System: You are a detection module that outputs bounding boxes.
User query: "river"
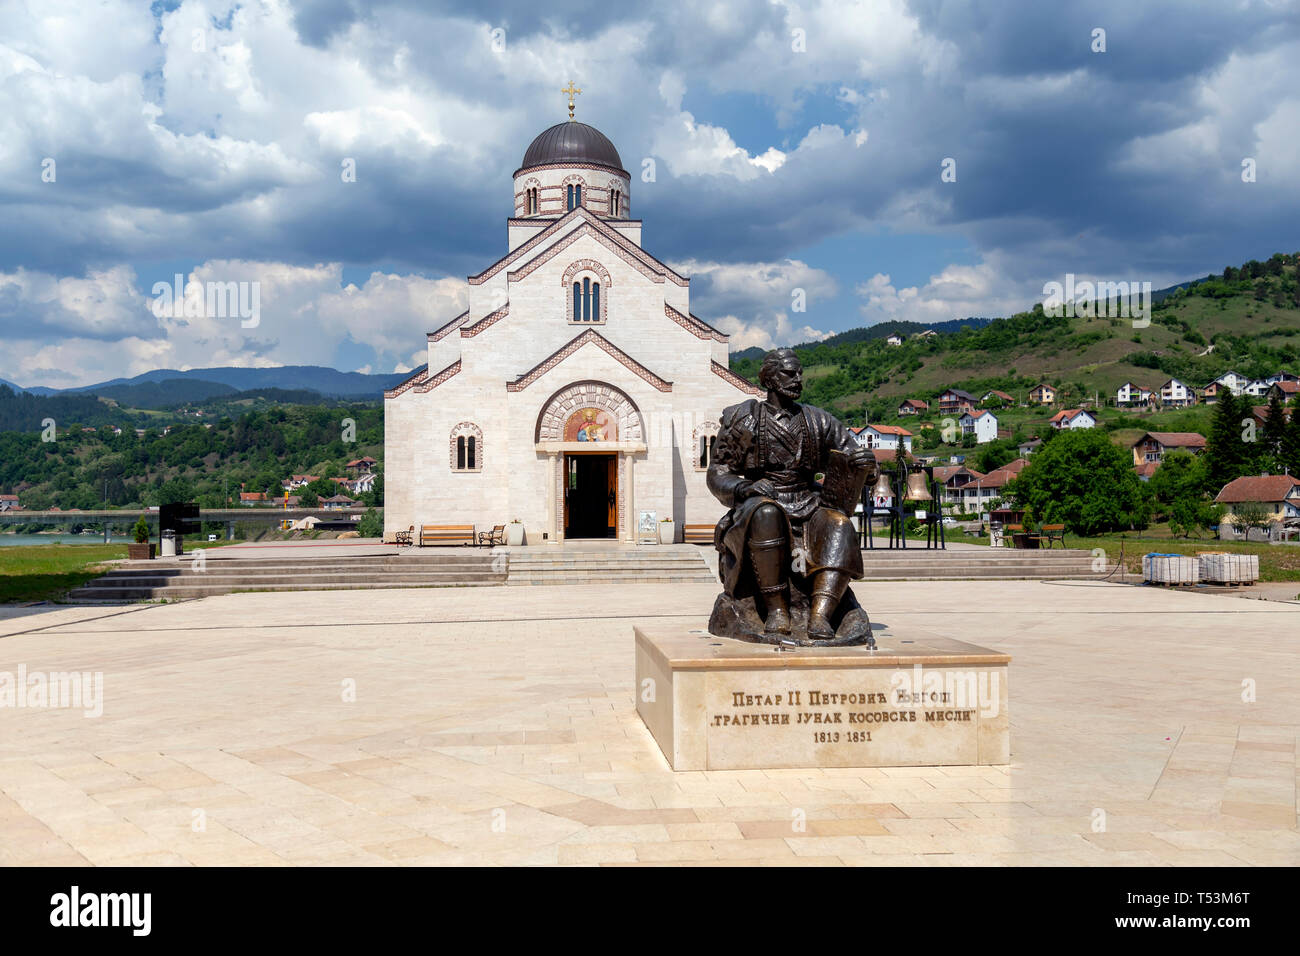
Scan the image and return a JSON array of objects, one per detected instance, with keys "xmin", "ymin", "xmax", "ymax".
[{"xmin": 0, "ymin": 534, "xmax": 128, "ymax": 546}]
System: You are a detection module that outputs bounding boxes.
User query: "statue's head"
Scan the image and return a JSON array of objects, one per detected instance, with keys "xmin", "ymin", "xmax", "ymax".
[{"xmin": 758, "ymin": 348, "xmax": 803, "ymax": 401}]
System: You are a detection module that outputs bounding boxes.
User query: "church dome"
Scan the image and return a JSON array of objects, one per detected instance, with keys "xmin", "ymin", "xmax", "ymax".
[{"xmin": 519, "ymin": 122, "xmax": 626, "ymax": 173}]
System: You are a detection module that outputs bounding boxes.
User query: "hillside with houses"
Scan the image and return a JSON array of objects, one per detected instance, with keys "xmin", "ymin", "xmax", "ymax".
[{"xmin": 736, "ymin": 252, "xmax": 1300, "ymax": 542}]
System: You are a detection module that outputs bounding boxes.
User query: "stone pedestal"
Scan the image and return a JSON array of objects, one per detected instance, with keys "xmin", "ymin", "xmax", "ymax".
[{"xmin": 635, "ymin": 625, "xmax": 1009, "ymax": 771}]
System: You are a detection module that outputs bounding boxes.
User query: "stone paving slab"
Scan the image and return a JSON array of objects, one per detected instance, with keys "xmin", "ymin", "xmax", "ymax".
[{"xmin": 0, "ymin": 580, "xmax": 1296, "ymax": 866}]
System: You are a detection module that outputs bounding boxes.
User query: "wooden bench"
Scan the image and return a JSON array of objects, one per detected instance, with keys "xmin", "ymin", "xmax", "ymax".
[
  {"xmin": 477, "ymin": 524, "xmax": 506, "ymax": 547},
  {"xmin": 683, "ymin": 523, "xmax": 715, "ymax": 545},
  {"xmin": 394, "ymin": 525, "xmax": 414, "ymax": 547},
  {"xmin": 420, "ymin": 524, "xmax": 476, "ymax": 547},
  {"xmin": 1040, "ymin": 524, "xmax": 1066, "ymax": 548},
  {"xmin": 1004, "ymin": 524, "xmax": 1044, "ymax": 549}
]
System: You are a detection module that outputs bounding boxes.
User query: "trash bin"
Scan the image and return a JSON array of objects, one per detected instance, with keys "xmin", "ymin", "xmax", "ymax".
[{"xmin": 160, "ymin": 530, "xmax": 177, "ymax": 557}]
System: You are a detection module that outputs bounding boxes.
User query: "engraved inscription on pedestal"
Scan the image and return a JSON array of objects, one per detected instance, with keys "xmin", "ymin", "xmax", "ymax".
[{"xmin": 635, "ymin": 626, "xmax": 1010, "ymax": 771}]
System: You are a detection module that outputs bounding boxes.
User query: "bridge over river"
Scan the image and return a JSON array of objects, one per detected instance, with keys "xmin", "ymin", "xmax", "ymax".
[{"xmin": 0, "ymin": 508, "xmax": 376, "ymax": 541}]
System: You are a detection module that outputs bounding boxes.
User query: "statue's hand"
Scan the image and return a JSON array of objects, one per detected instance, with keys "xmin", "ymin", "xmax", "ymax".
[
  {"xmin": 848, "ymin": 447, "xmax": 876, "ymax": 474},
  {"xmin": 746, "ymin": 478, "xmax": 777, "ymax": 500}
]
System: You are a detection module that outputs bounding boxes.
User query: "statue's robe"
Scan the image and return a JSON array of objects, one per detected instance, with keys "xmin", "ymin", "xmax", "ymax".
[{"xmin": 707, "ymin": 398, "xmax": 873, "ymax": 599}]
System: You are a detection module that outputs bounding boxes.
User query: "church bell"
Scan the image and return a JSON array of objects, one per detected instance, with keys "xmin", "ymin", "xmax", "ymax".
[
  {"xmin": 870, "ymin": 470, "xmax": 894, "ymax": 501},
  {"xmin": 904, "ymin": 469, "xmax": 932, "ymax": 502}
]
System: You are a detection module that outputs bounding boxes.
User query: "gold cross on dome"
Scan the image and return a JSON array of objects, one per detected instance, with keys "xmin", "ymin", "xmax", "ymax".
[{"xmin": 562, "ymin": 81, "xmax": 582, "ymax": 121}]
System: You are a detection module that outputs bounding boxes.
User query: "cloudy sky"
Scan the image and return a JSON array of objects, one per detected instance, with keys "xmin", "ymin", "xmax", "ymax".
[{"xmin": 1, "ymin": 0, "xmax": 1297, "ymax": 387}]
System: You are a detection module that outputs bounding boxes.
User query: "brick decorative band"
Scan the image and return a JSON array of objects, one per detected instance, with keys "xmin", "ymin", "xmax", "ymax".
[
  {"xmin": 712, "ymin": 360, "xmax": 762, "ymax": 396},
  {"xmin": 414, "ymin": 359, "xmax": 463, "ymax": 393},
  {"xmin": 384, "ymin": 366, "xmax": 429, "ymax": 399}
]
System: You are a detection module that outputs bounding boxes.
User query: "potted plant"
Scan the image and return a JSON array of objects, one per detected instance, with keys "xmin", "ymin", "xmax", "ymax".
[
  {"xmin": 505, "ymin": 519, "xmax": 525, "ymax": 546},
  {"xmin": 127, "ymin": 515, "xmax": 155, "ymax": 560},
  {"xmin": 659, "ymin": 517, "xmax": 675, "ymax": 544}
]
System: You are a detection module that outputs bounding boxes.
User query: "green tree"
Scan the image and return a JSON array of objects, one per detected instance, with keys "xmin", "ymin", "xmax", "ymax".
[
  {"xmin": 1204, "ymin": 391, "xmax": 1249, "ymax": 489},
  {"xmin": 357, "ymin": 508, "xmax": 383, "ymax": 538},
  {"xmin": 1004, "ymin": 429, "xmax": 1151, "ymax": 535},
  {"xmin": 1147, "ymin": 451, "xmax": 1209, "ymax": 513},
  {"xmin": 971, "ymin": 437, "xmax": 1018, "ymax": 474},
  {"xmin": 1261, "ymin": 391, "xmax": 1289, "ymax": 468},
  {"xmin": 1281, "ymin": 402, "xmax": 1300, "ymax": 475}
]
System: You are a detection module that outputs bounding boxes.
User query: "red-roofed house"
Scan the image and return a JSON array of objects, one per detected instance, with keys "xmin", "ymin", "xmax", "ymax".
[
  {"xmin": 931, "ymin": 465, "xmax": 984, "ymax": 507},
  {"xmin": 958, "ymin": 410, "xmax": 999, "ymax": 444},
  {"xmin": 346, "ymin": 456, "xmax": 378, "ymax": 474},
  {"xmin": 1249, "ymin": 405, "xmax": 1293, "ymax": 430},
  {"xmin": 897, "ymin": 398, "xmax": 928, "ymax": 416},
  {"xmin": 1116, "ymin": 382, "xmax": 1153, "ymax": 406},
  {"xmin": 855, "ymin": 424, "xmax": 914, "ymax": 453},
  {"xmin": 239, "ymin": 492, "xmax": 267, "ymax": 506},
  {"xmin": 1268, "ymin": 380, "xmax": 1299, "ymax": 403},
  {"xmin": 938, "ymin": 388, "xmax": 977, "ymax": 416},
  {"xmin": 958, "ymin": 459, "xmax": 1029, "ymax": 512},
  {"xmin": 1049, "ymin": 408, "xmax": 1097, "ymax": 430},
  {"xmin": 1214, "ymin": 475, "xmax": 1300, "ymax": 525},
  {"xmin": 1131, "ymin": 431, "xmax": 1207, "ymax": 466}
]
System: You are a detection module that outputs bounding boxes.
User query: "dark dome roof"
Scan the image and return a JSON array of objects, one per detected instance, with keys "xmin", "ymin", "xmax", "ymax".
[{"xmin": 519, "ymin": 122, "xmax": 625, "ymax": 173}]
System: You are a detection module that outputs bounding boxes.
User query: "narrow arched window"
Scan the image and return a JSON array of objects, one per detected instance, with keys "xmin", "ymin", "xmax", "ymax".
[
  {"xmin": 699, "ymin": 435, "xmax": 718, "ymax": 469},
  {"xmin": 582, "ymin": 277, "xmax": 591, "ymax": 321},
  {"xmin": 591, "ymin": 282, "xmax": 599, "ymax": 322},
  {"xmin": 451, "ymin": 423, "xmax": 483, "ymax": 472},
  {"xmin": 573, "ymin": 282, "xmax": 582, "ymax": 321},
  {"xmin": 610, "ymin": 189, "xmax": 620, "ymax": 216}
]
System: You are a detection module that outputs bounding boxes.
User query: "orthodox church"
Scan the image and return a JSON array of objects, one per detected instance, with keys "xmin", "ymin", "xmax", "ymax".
[{"xmin": 384, "ymin": 92, "xmax": 761, "ymax": 543}]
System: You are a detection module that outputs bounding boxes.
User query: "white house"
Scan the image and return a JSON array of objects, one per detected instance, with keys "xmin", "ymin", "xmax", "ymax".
[
  {"xmin": 348, "ymin": 473, "xmax": 377, "ymax": 495},
  {"xmin": 1159, "ymin": 378, "xmax": 1195, "ymax": 407},
  {"xmin": 957, "ymin": 409, "xmax": 998, "ymax": 444},
  {"xmin": 384, "ymin": 113, "xmax": 761, "ymax": 544},
  {"xmin": 1049, "ymin": 408, "xmax": 1097, "ymax": 430},
  {"xmin": 855, "ymin": 424, "xmax": 913, "ymax": 453},
  {"xmin": 1242, "ymin": 379, "xmax": 1271, "ymax": 398},
  {"xmin": 885, "ymin": 334, "xmax": 903, "ymax": 346},
  {"xmin": 1211, "ymin": 371, "xmax": 1248, "ymax": 396},
  {"xmin": 1116, "ymin": 382, "xmax": 1152, "ymax": 406}
]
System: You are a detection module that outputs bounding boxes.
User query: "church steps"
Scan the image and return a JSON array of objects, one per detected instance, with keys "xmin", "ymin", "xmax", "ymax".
[
  {"xmin": 65, "ymin": 581, "xmax": 502, "ymax": 602},
  {"xmin": 64, "ymin": 546, "xmax": 1105, "ymax": 600}
]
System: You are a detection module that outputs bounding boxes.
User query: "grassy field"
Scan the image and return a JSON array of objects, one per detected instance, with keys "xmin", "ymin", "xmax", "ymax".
[
  {"xmin": 896, "ymin": 520, "xmax": 1300, "ymax": 583},
  {"xmin": 0, "ymin": 544, "xmax": 127, "ymax": 603},
  {"xmin": 1062, "ymin": 531, "xmax": 1300, "ymax": 583}
]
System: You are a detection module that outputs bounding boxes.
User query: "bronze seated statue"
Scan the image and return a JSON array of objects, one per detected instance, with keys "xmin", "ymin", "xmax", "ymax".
[{"xmin": 706, "ymin": 348, "xmax": 877, "ymax": 647}]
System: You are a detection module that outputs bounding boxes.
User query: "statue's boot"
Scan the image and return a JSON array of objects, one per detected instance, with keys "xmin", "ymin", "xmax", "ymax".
[
  {"xmin": 749, "ymin": 536, "xmax": 791, "ymax": 635},
  {"xmin": 808, "ymin": 570, "xmax": 849, "ymax": 641}
]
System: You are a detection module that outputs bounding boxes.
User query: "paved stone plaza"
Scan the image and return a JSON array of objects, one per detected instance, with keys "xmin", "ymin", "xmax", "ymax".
[{"xmin": 1, "ymin": 580, "xmax": 1296, "ymax": 866}]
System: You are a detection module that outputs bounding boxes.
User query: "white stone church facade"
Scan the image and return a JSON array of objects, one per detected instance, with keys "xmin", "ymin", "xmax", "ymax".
[{"xmin": 384, "ymin": 119, "xmax": 761, "ymax": 544}]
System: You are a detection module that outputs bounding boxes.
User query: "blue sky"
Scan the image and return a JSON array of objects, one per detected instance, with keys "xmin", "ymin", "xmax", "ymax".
[{"xmin": 1, "ymin": 0, "xmax": 1297, "ymax": 386}]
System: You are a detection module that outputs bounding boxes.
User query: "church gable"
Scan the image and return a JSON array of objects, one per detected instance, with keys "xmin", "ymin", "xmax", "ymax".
[
  {"xmin": 506, "ymin": 328, "xmax": 672, "ymax": 393},
  {"xmin": 470, "ymin": 207, "xmax": 686, "ymax": 288}
]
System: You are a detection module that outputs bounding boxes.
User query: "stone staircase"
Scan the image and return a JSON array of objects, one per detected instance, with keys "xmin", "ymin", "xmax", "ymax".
[
  {"xmin": 856, "ymin": 547, "xmax": 1104, "ymax": 581},
  {"xmin": 66, "ymin": 551, "xmax": 507, "ymax": 602},
  {"xmin": 505, "ymin": 546, "xmax": 717, "ymax": 585},
  {"xmin": 64, "ymin": 544, "xmax": 1107, "ymax": 602}
]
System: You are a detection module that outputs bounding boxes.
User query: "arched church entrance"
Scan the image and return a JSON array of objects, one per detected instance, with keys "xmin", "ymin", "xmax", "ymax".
[{"xmin": 535, "ymin": 381, "xmax": 647, "ymax": 543}]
